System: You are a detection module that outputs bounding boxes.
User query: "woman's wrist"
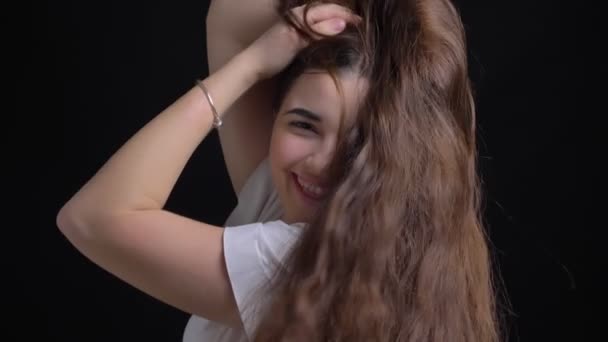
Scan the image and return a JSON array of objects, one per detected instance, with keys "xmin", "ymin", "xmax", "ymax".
[
  {"xmin": 234, "ymin": 46, "xmax": 262, "ymax": 84},
  {"xmin": 200, "ymin": 48, "xmax": 261, "ymax": 120}
]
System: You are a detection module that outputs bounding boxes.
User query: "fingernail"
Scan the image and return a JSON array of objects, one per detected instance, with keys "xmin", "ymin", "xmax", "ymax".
[{"xmin": 334, "ymin": 19, "xmax": 345, "ymax": 31}]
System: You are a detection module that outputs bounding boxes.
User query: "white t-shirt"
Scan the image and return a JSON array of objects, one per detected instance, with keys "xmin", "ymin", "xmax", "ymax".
[{"xmin": 182, "ymin": 158, "xmax": 305, "ymax": 342}]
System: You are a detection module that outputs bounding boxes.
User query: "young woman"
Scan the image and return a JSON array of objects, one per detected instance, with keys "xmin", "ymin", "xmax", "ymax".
[{"xmin": 57, "ymin": 0, "xmax": 500, "ymax": 341}]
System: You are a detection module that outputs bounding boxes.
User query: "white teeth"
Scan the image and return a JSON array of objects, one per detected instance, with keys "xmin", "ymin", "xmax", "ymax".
[{"xmin": 297, "ymin": 176, "xmax": 326, "ymax": 197}]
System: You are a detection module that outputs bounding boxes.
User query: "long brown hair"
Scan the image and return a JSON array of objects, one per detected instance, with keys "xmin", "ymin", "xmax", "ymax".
[{"xmin": 255, "ymin": 0, "xmax": 501, "ymax": 340}]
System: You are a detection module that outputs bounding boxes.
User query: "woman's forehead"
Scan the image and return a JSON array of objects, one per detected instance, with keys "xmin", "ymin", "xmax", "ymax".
[{"xmin": 281, "ymin": 71, "xmax": 367, "ymax": 125}]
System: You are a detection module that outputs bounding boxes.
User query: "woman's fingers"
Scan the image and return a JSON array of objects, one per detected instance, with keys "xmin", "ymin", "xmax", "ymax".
[
  {"xmin": 309, "ymin": 18, "xmax": 346, "ymax": 36},
  {"xmin": 287, "ymin": 3, "xmax": 361, "ymax": 40},
  {"xmin": 244, "ymin": 3, "xmax": 362, "ymax": 81},
  {"xmin": 306, "ymin": 4, "xmax": 361, "ymax": 25},
  {"xmin": 291, "ymin": 3, "xmax": 361, "ymax": 27}
]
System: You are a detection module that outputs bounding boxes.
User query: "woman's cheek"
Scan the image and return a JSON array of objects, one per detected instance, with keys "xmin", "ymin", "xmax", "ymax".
[{"xmin": 274, "ymin": 130, "xmax": 312, "ymax": 165}]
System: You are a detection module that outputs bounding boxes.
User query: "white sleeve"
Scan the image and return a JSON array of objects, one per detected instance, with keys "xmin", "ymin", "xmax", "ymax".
[{"xmin": 223, "ymin": 220, "xmax": 302, "ymax": 338}]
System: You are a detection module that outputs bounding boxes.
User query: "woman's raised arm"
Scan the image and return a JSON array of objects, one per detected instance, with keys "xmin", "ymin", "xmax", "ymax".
[{"xmin": 206, "ymin": 0, "xmax": 281, "ymax": 196}]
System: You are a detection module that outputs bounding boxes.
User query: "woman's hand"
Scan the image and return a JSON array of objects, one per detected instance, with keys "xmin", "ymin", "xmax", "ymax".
[{"xmin": 243, "ymin": 3, "xmax": 361, "ymax": 81}]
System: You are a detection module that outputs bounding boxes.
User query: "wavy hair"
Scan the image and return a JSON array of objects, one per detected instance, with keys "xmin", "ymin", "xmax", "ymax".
[{"xmin": 255, "ymin": 0, "xmax": 501, "ymax": 341}]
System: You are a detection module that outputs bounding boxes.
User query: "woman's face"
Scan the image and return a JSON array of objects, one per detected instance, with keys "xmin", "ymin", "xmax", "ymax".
[{"xmin": 269, "ymin": 69, "xmax": 367, "ymax": 224}]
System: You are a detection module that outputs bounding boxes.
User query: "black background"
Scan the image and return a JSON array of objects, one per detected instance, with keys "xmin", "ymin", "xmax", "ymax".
[{"xmin": 11, "ymin": 0, "xmax": 605, "ymax": 341}]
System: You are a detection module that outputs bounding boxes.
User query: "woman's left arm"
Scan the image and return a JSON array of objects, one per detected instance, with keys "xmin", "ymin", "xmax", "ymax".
[
  {"xmin": 55, "ymin": 50, "xmax": 258, "ymax": 325},
  {"xmin": 58, "ymin": 51, "xmax": 256, "ymax": 221}
]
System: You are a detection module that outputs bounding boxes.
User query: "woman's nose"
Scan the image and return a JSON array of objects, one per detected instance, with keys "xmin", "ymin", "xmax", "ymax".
[{"xmin": 303, "ymin": 144, "xmax": 335, "ymax": 179}]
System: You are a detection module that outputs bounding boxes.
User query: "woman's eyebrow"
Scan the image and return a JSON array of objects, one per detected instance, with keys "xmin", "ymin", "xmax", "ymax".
[{"xmin": 284, "ymin": 108, "xmax": 322, "ymax": 122}]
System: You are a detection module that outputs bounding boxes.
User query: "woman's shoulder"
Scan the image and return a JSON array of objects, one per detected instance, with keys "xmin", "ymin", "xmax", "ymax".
[
  {"xmin": 222, "ymin": 219, "xmax": 304, "ymax": 337},
  {"xmin": 224, "ymin": 220, "xmax": 304, "ymax": 273}
]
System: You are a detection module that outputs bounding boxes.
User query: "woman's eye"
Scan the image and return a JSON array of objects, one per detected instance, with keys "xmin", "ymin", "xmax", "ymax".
[{"xmin": 289, "ymin": 121, "xmax": 317, "ymax": 133}]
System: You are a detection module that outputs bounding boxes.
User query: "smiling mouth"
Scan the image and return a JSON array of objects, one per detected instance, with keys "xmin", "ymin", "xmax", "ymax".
[{"xmin": 291, "ymin": 172, "xmax": 328, "ymax": 202}]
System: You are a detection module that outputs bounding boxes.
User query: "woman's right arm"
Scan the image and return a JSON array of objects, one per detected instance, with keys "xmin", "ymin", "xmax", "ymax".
[{"xmin": 206, "ymin": 0, "xmax": 281, "ymax": 197}]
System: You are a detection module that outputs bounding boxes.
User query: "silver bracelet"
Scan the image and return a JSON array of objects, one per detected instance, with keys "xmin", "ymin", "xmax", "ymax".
[{"xmin": 195, "ymin": 79, "xmax": 222, "ymax": 129}]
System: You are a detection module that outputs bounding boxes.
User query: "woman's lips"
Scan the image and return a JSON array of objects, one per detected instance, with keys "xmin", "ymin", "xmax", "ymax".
[{"xmin": 291, "ymin": 172, "xmax": 326, "ymax": 202}]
